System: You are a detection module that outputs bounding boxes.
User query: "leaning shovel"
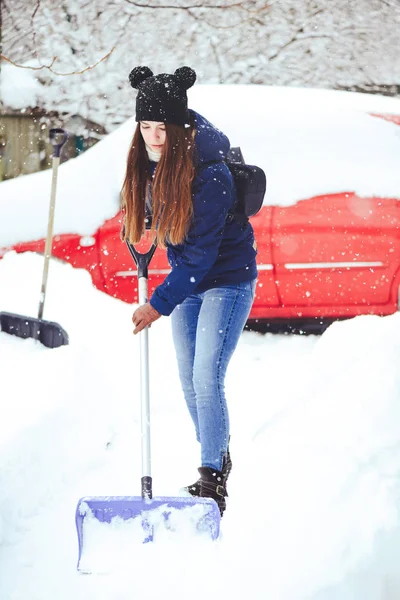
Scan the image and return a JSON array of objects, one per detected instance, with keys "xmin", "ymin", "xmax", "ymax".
[
  {"xmin": 0, "ymin": 128, "xmax": 69, "ymax": 349},
  {"xmin": 75, "ymin": 237, "xmax": 221, "ymax": 573}
]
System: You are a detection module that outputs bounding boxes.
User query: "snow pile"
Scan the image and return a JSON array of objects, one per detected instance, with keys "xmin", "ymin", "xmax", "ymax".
[
  {"xmin": 243, "ymin": 314, "xmax": 400, "ymax": 598},
  {"xmin": 1, "ymin": 86, "xmax": 400, "ymax": 248},
  {"xmin": 0, "ymin": 62, "xmax": 43, "ymax": 110},
  {"xmin": 1, "ymin": 251, "xmax": 400, "ymax": 599}
]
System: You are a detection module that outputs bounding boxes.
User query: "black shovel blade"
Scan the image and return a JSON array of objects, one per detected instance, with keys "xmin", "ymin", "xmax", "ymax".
[{"xmin": 0, "ymin": 312, "xmax": 69, "ymax": 349}]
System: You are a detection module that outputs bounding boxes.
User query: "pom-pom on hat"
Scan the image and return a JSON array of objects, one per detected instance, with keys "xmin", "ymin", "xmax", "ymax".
[{"xmin": 129, "ymin": 66, "xmax": 196, "ymax": 126}]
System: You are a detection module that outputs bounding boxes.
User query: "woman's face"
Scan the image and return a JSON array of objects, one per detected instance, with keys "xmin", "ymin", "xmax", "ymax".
[{"xmin": 140, "ymin": 121, "xmax": 166, "ymax": 152}]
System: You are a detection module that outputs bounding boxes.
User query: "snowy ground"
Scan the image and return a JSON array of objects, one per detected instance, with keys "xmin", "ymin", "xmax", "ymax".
[{"xmin": 1, "ymin": 251, "xmax": 400, "ymax": 599}]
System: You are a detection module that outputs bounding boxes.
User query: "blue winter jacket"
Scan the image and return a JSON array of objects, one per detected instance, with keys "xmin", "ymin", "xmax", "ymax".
[{"xmin": 149, "ymin": 110, "xmax": 258, "ymax": 316}]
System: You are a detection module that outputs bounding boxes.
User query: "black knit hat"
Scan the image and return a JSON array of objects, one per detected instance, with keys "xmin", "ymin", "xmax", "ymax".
[{"xmin": 129, "ymin": 66, "xmax": 196, "ymax": 126}]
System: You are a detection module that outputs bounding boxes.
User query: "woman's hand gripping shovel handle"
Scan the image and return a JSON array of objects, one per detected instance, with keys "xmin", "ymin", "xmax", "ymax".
[
  {"xmin": 126, "ymin": 238, "xmax": 158, "ymax": 500},
  {"xmin": 127, "ymin": 239, "xmax": 161, "ymax": 334}
]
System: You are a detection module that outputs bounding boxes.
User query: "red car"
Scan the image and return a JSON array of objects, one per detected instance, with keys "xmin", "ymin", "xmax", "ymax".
[
  {"xmin": 2, "ymin": 89, "xmax": 400, "ymax": 333},
  {"xmin": 8, "ymin": 187, "xmax": 399, "ymax": 333}
]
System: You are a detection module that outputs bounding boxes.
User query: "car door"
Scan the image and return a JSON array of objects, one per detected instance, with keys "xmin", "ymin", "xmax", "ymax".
[
  {"xmin": 248, "ymin": 206, "xmax": 280, "ymax": 319},
  {"xmin": 271, "ymin": 193, "xmax": 400, "ymax": 315},
  {"xmin": 97, "ymin": 213, "xmax": 170, "ymax": 304}
]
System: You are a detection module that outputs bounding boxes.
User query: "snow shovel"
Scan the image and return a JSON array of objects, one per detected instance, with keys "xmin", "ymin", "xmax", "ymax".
[
  {"xmin": 0, "ymin": 128, "xmax": 69, "ymax": 349},
  {"xmin": 75, "ymin": 237, "xmax": 221, "ymax": 573}
]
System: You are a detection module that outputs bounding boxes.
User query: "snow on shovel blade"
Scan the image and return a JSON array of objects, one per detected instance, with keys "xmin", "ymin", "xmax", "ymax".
[
  {"xmin": 0, "ymin": 312, "xmax": 69, "ymax": 349},
  {"xmin": 76, "ymin": 496, "xmax": 221, "ymax": 572}
]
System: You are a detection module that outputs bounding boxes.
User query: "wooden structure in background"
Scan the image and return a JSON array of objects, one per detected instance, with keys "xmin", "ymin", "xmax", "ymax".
[{"xmin": 0, "ymin": 109, "xmax": 106, "ymax": 181}]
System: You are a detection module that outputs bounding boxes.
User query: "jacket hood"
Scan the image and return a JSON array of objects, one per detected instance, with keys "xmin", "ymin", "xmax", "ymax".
[{"xmin": 190, "ymin": 110, "xmax": 230, "ymax": 165}]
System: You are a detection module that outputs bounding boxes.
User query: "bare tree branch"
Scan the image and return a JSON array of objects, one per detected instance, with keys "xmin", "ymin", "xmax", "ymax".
[
  {"xmin": 2, "ymin": 0, "xmax": 30, "ymax": 54},
  {"xmin": 123, "ymin": 0, "xmax": 271, "ymax": 28},
  {"xmin": 185, "ymin": 5, "xmax": 265, "ymax": 28},
  {"xmin": 269, "ymin": 8, "xmax": 326, "ymax": 60},
  {"xmin": 124, "ymin": 0, "xmax": 254, "ymax": 9},
  {"xmin": 0, "ymin": 46, "xmax": 115, "ymax": 75},
  {"xmin": 31, "ymin": 0, "xmax": 41, "ymax": 63},
  {"xmin": 379, "ymin": 0, "xmax": 400, "ymax": 7},
  {"xmin": 0, "ymin": 54, "xmax": 57, "ymax": 70},
  {"xmin": 209, "ymin": 37, "xmax": 224, "ymax": 82}
]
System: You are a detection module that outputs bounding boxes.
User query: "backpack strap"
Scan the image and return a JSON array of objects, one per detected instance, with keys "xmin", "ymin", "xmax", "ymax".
[
  {"xmin": 196, "ymin": 156, "xmax": 246, "ymax": 225},
  {"xmin": 225, "ymin": 147, "xmax": 249, "ymax": 226}
]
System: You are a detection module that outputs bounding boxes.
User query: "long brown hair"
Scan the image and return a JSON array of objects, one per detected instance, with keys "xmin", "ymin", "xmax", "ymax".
[{"xmin": 121, "ymin": 121, "xmax": 195, "ymax": 247}]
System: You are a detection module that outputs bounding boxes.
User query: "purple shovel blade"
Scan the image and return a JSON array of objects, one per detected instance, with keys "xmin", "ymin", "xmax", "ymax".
[{"xmin": 76, "ymin": 495, "xmax": 221, "ymax": 571}]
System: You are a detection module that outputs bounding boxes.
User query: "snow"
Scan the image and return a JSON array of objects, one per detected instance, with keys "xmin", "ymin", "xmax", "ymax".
[
  {"xmin": 0, "ymin": 62, "xmax": 43, "ymax": 110},
  {"xmin": 1, "ymin": 85, "xmax": 400, "ymax": 248},
  {"xmin": 1, "ymin": 250, "xmax": 400, "ymax": 599}
]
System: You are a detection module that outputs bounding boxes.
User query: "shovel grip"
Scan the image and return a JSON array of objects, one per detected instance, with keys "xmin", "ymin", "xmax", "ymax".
[
  {"xmin": 126, "ymin": 240, "xmax": 157, "ymax": 279},
  {"xmin": 49, "ymin": 128, "xmax": 68, "ymax": 158}
]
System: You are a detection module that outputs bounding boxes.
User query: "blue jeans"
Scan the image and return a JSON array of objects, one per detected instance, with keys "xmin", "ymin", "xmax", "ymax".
[{"xmin": 171, "ymin": 279, "xmax": 256, "ymax": 471}]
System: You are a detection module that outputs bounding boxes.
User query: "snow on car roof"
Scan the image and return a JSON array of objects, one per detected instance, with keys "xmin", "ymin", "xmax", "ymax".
[{"xmin": 1, "ymin": 85, "xmax": 400, "ymax": 247}]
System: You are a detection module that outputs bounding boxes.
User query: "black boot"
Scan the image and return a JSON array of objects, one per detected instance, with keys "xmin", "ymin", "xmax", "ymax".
[
  {"xmin": 198, "ymin": 466, "xmax": 227, "ymax": 516},
  {"xmin": 222, "ymin": 448, "xmax": 232, "ymax": 484},
  {"xmin": 184, "ymin": 448, "xmax": 232, "ymax": 498}
]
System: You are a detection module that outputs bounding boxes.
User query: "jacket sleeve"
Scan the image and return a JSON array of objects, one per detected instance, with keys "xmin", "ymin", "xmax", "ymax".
[{"xmin": 149, "ymin": 163, "xmax": 234, "ymax": 316}]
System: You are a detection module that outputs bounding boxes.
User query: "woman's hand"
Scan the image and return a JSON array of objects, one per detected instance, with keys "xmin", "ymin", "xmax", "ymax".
[{"xmin": 132, "ymin": 303, "xmax": 162, "ymax": 334}]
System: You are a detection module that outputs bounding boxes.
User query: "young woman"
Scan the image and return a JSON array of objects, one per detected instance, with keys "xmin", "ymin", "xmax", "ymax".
[{"xmin": 121, "ymin": 66, "xmax": 257, "ymax": 515}]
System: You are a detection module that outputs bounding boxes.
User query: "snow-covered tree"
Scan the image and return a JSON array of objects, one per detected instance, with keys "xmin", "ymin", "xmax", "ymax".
[{"xmin": 1, "ymin": 0, "xmax": 399, "ymax": 131}]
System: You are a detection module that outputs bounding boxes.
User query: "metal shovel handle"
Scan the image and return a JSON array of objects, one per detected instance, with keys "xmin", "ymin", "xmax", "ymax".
[
  {"xmin": 38, "ymin": 128, "xmax": 68, "ymax": 321},
  {"xmin": 126, "ymin": 239, "xmax": 157, "ymax": 499}
]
